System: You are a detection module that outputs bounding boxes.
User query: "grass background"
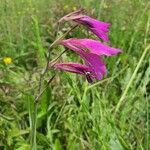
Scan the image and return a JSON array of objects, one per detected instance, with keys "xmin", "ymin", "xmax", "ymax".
[{"xmin": 0, "ymin": 0, "xmax": 150, "ymax": 149}]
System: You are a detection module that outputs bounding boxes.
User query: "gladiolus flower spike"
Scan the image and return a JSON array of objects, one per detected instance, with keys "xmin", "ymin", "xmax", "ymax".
[{"xmin": 53, "ymin": 10, "xmax": 122, "ymax": 83}]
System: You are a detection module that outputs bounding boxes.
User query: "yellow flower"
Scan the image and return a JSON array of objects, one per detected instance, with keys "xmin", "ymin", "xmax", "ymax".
[
  {"xmin": 3, "ymin": 57, "xmax": 12, "ymax": 65},
  {"xmin": 63, "ymin": 5, "xmax": 69, "ymax": 10},
  {"xmin": 73, "ymin": 6, "xmax": 77, "ymax": 11}
]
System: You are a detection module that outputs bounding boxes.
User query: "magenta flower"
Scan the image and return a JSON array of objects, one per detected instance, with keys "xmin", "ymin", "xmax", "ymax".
[
  {"xmin": 54, "ymin": 50, "xmax": 107, "ymax": 82},
  {"xmin": 54, "ymin": 63, "xmax": 94, "ymax": 83},
  {"xmin": 58, "ymin": 9, "xmax": 110, "ymax": 42},
  {"xmin": 54, "ymin": 62, "xmax": 93, "ymax": 75},
  {"xmin": 74, "ymin": 16, "xmax": 110, "ymax": 42},
  {"xmin": 60, "ymin": 38, "xmax": 122, "ymax": 56},
  {"xmin": 78, "ymin": 51, "xmax": 107, "ymax": 80},
  {"xmin": 54, "ymin": 10, "xmax": 122, "ymax": 83},
  {"xmin": 58, "ymin": 10, "xmax": 110, "ymax": 42}
]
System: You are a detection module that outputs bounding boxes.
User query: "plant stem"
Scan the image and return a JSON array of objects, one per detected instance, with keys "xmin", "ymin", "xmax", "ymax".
[
  {"xmin": 31, "ymin": 102, "xmax": 37, "ymax": 150},
  {"xmin": 30, "ymin": 24, "xmax": 78, "ymax": 150},
  {"xmin": 35, "ymin": 74, "xmax": 56, "ymax": 103}
]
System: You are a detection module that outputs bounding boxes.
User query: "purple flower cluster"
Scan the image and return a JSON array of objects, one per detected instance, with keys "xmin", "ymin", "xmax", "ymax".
[{"xmin": 54, "ymin": 10, "xmax": 122, "ymax": 83}]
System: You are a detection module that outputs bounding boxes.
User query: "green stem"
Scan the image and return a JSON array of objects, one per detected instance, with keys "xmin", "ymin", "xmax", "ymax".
[
  {"xmin": 114, "ymin": 44, "xmax": 150, "ymax": 116},
  {"xmin": 31, "ymin": 103, "xmax": 37, "ymax": 150},
  {"xmin": 30, "ymin": 24, "xmax": 78, "ymax": 150},
  {"xmin": 146, "ymin": 96, "xmax": 149, "ymax": 150}
]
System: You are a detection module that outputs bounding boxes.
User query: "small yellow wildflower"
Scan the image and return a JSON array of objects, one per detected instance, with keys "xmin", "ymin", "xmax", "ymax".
[
  {"xmin": 73, "ymin": 6, "xmax": 77, "ymax": 11},
  {"xmin": 63, "ymin": 5, "xmax": 69, "ymax": 10},
  {"xmin": 3, "ymin": 57, "xmax": 12, "ymax": 65}
]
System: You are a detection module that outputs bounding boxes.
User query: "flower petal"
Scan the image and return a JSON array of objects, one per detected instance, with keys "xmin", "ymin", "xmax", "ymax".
[
  {"xmin": 59, "ymin": 39, "xmax": 108, "ymax": 80},
  {"xmin": 77, "ymin": 39, "xmax": 122, "ymax": 56},
  {"xmin": 78, "ymin": 51, "xmax": 107, "ymax": 80},
  {"xmin": 60, "ymin": 38, "xmax": 122, "ymax": 56},
  {"xmin": 54, "ymin": 62, "xmax": 92, "ymax": 75},
  {"xmin": 74, "ymin": 16, "xmax": 110, "ymax": 42}
]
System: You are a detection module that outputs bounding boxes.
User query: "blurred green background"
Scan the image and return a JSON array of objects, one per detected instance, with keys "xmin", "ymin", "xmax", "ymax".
[{"xmin": 0, "ymin": 0, "xmax": 150, "ymax": 149}]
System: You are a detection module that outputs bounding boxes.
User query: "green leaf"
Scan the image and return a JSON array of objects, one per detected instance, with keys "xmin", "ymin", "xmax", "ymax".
[
  {"xmin": 54, "ymin": 139, "xmax": 62, "ymax": 150},
  {"xmin": 15, "ymin": 144, "xmax": 30, "ymax": 150}
]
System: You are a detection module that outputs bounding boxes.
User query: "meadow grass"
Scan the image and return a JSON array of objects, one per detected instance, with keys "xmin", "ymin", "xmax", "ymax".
[{"xmin": 0, "ymin": 0, "xmax": 150, "ymax": 149}]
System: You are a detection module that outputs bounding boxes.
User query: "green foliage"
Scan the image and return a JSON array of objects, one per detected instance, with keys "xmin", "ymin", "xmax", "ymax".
[{"xmin": 0, "ymin": 0, "xmax": 150, "ymax": 149}]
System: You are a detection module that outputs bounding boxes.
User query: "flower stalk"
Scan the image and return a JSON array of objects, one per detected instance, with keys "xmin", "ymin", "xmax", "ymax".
[
  {"xmin": 30, "ymin": 103, "xmax": 37, "ymax": 150},
  {"xmin": 30, "ymin": 25, "xmax": 79, "ymax": 150},
  {"xmin": 30, "ymin": 8, "xmax": 122, "ymax": 149}
]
